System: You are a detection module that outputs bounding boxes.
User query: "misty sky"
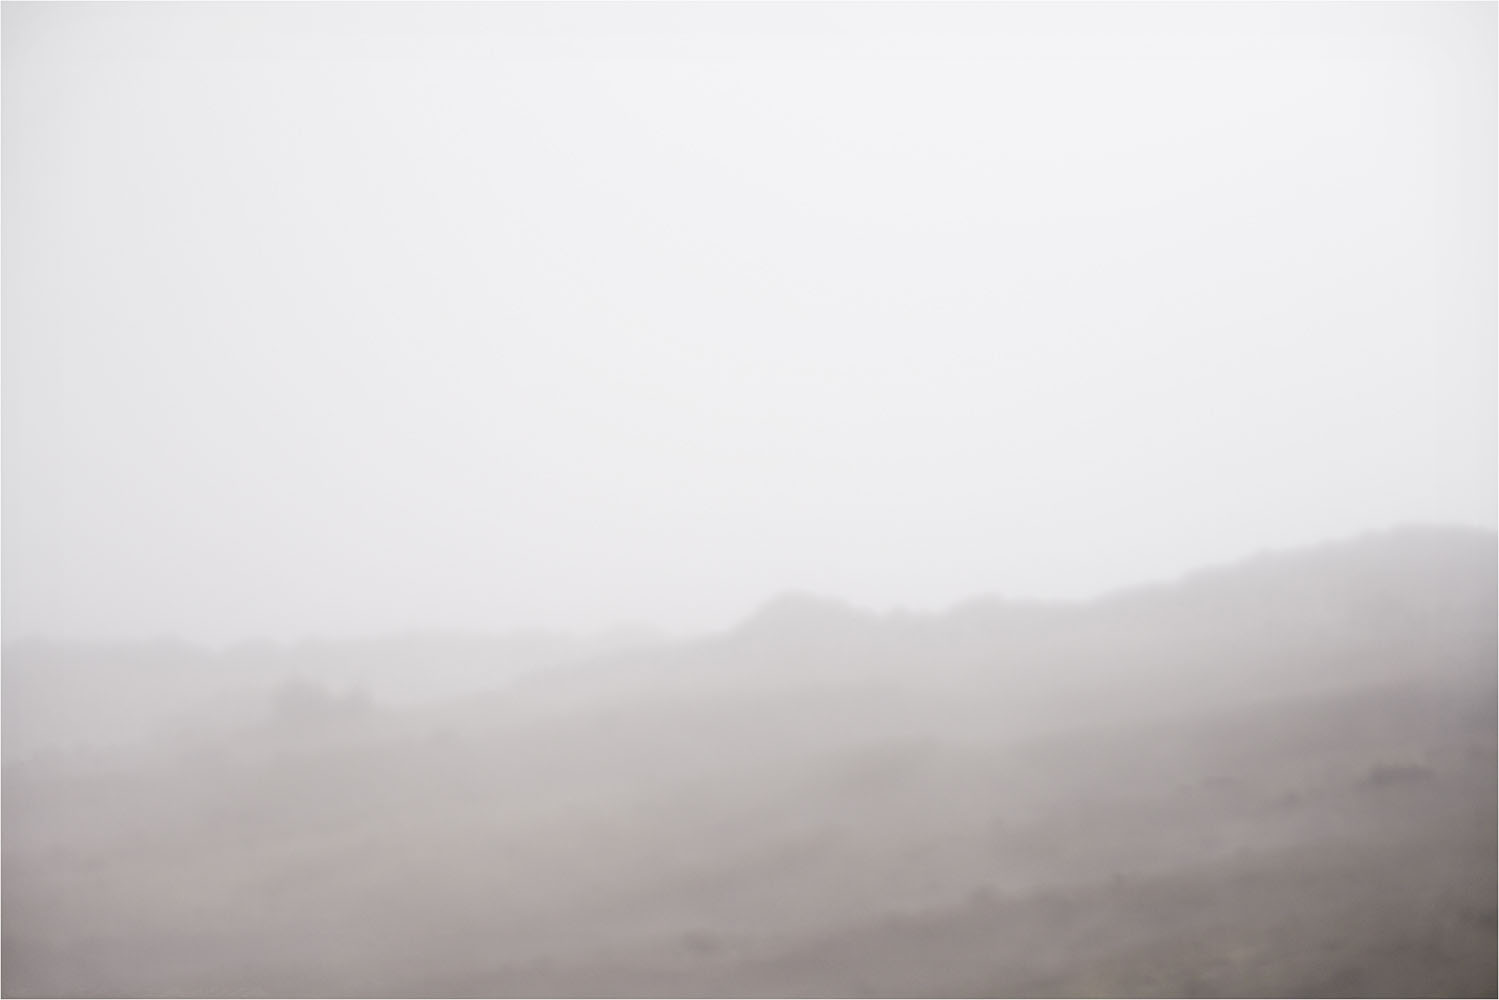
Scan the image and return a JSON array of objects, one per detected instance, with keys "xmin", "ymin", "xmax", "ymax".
[{"xmin": 4, "ymin": 3, "xmax": 1495, "ymax": 644}]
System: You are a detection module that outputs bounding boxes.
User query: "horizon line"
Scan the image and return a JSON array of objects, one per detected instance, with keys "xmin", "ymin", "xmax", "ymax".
[{"xmin": 4, "ymin": 520, "xmax": 1492, "ymax": 652}]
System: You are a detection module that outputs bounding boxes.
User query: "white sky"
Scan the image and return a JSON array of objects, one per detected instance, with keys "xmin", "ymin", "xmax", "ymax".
[{"xmin": 4, "ymin": 3, "xmax": 1495, "ymax": 644}]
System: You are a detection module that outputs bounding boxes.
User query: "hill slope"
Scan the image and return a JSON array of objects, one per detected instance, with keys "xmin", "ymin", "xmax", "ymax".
[{"xmin": 4, "ymin": 525, "xmax": 1495, "ymax": 997}]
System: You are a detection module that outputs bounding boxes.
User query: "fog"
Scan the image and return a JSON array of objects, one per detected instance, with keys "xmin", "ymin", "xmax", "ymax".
[
  {"xmin": 4, "ymin": 2, "xmax": 1494, "ymax": 644},
  {"xmin": 4, "ymin": 4, "xmax": 1497, "ymax": 999},
  {"xmin": 5, "ymin": 525, "xmax": 1497, "ymax": 996}
]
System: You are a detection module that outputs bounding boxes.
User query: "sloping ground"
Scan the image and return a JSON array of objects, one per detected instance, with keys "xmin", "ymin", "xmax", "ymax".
[
  {"xmin": 4, "ymin": 673, "xmax": 1492, "ymax": 998},
  {"xmin": 3, "ymin": 525, "xmax": 1495, "ymax": 997}
]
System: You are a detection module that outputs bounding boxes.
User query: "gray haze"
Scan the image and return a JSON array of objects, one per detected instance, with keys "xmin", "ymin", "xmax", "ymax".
[
  {"xmin": 5, "ymin": 8, "xmax": 1497, "ymax": 996},
  {"xmin": 5, "ymin": 526, "xmax": 1496, "ymax": 996},
  {"xmin": 4, "ymin": 2, "xmax": 1495, "ymax": 645}
]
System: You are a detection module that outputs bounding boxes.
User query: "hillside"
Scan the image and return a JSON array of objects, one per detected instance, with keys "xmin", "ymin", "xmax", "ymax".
[
  {"xmin": 0, "ymin": 627, "xmax": 664, "ymax": 763},
  {"xmin": 3, "ymin": 525, "xmax": 1495, "ymax": 997}
]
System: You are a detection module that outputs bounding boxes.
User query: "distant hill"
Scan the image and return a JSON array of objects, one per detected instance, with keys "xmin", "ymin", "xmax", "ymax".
[
  {"xmin": 0, "ymin": 626, "xmax": 663, "ymax": 762},
  {"xmin": 4, "ymin": 524, "xmax": 1492, "ymax": 764},
  {"xmin": 369, "ymin": 523, "xmax": 1497, "ymax": 791},
  {"xmin": 4, "ymin": 524, "xmax": 1494, "ymax": 998}
]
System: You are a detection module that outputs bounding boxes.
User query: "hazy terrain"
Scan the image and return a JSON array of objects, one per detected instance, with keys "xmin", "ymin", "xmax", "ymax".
[
  {"xmin": 6, "ymin": 5, "xmax": 1493, "ymax": 997},
  {"xmin": 3, "ymin": 524, "xmax": 1495, "ymax": 998}
]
